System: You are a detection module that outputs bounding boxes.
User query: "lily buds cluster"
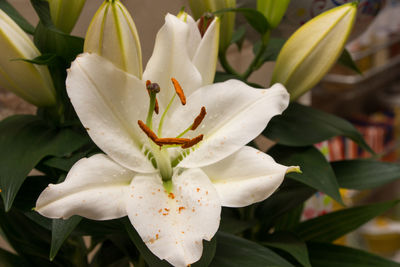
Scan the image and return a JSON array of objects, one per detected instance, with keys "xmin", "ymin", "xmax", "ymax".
[
  {"xmin": 271, "ymin": 3, "xmax": 357, "ymax": 101},
  {"xmin": 84, "ymin": 0, "xmax": 142, "ymax": 78},
  {"xmin": 188, "ymin": 0, "xmax": 235, "ymax": 51},
  {"xmin": 257, "ymin": 0, "xmax": 290, "ymax": 29},
  {"xmin": 0, "ymin": 9, "xmax": 56, "ymax": 107},
  {"xmin": 47, "ymin": 0, "xmax": 86, "ymax": 33}
]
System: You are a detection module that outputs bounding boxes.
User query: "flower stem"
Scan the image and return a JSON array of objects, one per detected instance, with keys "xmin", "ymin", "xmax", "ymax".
[{"xmin": 218, "ymin": 51, "xmax": 240, "ymax": 77}]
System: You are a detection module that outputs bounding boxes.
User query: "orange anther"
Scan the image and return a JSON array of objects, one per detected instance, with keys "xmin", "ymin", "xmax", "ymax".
[
  {"xmin": 171, "ymin": 78, "xmax": 186, "ymax": 105},
  {"xmin": 191, "ymin": 106, "xmax": 206, "ymax": 130},
  {"xmin": 182, "ymin": 134, "xmax": 204, "ymax": 149},
  {"xmin": 138, "ymin": 120, "xmax": 158, "ymax": 142},
  {"xmin": 155, "ymin": 137, "xmax": 190, "ymax": 146}
]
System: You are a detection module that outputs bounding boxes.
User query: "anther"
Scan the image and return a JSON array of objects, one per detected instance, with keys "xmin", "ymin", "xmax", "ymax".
[
  {"xmin": 191, "ymin": 106, "xmax": 206, "ymax": 130},
  {"xmin": 171, "ymin": 78, "xmax": 186, "ymax": 105},
  {"xmin": 155, "ymin": 137, "xmax": 191, "ymax": 146},
  {"xmin": 182, "ymin": 134, "xmax": 204, "ymax": 149},
  {"xmin": 198, "ymin": 12, "xmax": 215, "ymax": 37},
  {"xmin": 138, "ymin": 120, "xmax": 158, "ymax": 142}
]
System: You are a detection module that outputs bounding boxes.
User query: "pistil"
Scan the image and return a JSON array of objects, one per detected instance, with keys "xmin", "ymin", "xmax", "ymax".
[{"xmin": 145, "ymin": 80, "xmax": 160, "ymax": 129}]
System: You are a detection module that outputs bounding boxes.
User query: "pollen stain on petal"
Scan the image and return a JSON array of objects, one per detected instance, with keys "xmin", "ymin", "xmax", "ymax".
[
  {"xmin": 196, "ymin": 188, "xmax": 200, "ymax": 192},
  {"xmin": 178, "ymin": 207, "xmax": 185, "ymax": 213},
  {"xmin": 168, "ymin": 193, "xmax": 175, "ymax": 199}
]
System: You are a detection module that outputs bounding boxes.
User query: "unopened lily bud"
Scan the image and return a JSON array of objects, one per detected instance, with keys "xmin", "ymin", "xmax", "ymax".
[
  {"xmin": 0, "ymin": 9, "xmax": 56, "ymax": 107},
  {"xmin": 189, "ymin": 0, "xmax": 235, "ymax": 51},
  {"xmin": 257, "ymin": 0, "xmax": 290, "ymax": 29},
  {"xmin": 84, "ymin": 0, "xmax": 142, "ymax": 78},
  {"xmin": 271, "ymin": 3, "xmax": 357, "ymax": 101},
  {"xmin": 177, "ymin": 11, "xmax": 220, "ymax": 86},
  {"xmin": 47, "ymin": 0, "xmax": 86, "ymax": 33}
]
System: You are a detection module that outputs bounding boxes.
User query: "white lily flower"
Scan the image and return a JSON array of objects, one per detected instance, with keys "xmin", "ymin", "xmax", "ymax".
[{"xmin": 36, "ymin": 13, "xmax": 294, "ymax": 267}]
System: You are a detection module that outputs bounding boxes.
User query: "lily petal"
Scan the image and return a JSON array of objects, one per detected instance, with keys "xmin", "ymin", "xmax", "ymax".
[
  {"xmin": 168, "ymin": 80, "xmax": 289, "ymax": 168},
  {"xmin": 66, "ymin": 53, "xmax": 154, "ymax": 173},
  {"xmin": 126, "ymin": 168, "xmax": 220, "ymax": 267},
  {"xmin": 181, "ymin": 13, "xmax": 202, "ymax": 60},
  {"xmin": 192, "ymin": 17, "xmax": 220, "ymax": 86},
  {"xmin": 36, "ymin": 154, "xmax": 133, "ymax": 220},
  {"xmin": 202, "ymin": 146, "xmax": 288, "ymax": 207},
  {"xmin": 143, "ymin": 13, "xmax": 202, "ymax": 107}
]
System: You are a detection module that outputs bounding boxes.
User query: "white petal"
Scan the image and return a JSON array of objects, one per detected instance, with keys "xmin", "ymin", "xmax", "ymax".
[
  {"xmin": 202, "ymin": 146, "xmax": 288, "ymax": 207},
  {"xmin": 167, "ymin": 81, "xmax": 289, "ymax": 168},
  {"xmin": 126, "ymin": 169, "xmax": 220, "ymax": 267},
  {"xmin": 143, "ymin": 14, "xmax": 202, "ymax": 107},
  {"xmin": 184, "ymin": 14, "xmax": 202, "ymax": 60},
  {"xmin": 192, "ymin": 17, "xmax": 220, "ymax": 86},
  {"xmin": 36, "ymin": 154, "xmax": 133, "ymax": 220},
  {"xmin": 66, "ymin": 53, "xmax": 154, "ymax": 173}
]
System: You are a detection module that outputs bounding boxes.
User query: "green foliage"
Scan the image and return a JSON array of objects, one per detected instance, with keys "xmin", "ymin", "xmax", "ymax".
[
  {"xmin": 263, "ymin": 232, "xmax": 311, "ymax": 267},
  {"xmin": 333, "ymin": 159, "xmax": 400, "ymax": 189},
  {"xmin": 0, "ymin": 115, "xmax": 88, "ymax": 211},
  {"xmin": 264, "ymin": 102, "xmax": 373, "ymax": 153},
  {"xmin": 210, "ymin": 232, "xmax": 295, "ymax": 267},
  {"xmin": 268, "ymin": 145, "xmax": 342, "ymax": 204},
  {"xmin": 295, "ymin": 200, "xmax": 400, "ymax": 242},
  {"xmin": 308, "ymin": 242, "xmax": 400, "ymax": 267},
  {"xmin": 214, "ymin": 8, "xmax": 270, "ymax": 34}
]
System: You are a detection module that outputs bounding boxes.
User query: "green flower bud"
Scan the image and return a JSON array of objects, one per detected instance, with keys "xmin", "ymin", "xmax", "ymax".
[
  {"xmin": 271, "ymin": 3, "xmax": 357, "ymax": 101},
  {"xmin": 0, "ymin": 9, "xmax": 56, "ymax": 107},
  {"xmin": 257, "ymin": 0, "xmax": 290, "ymax": 29},
  {"xmin": 47, "ymin": 0, "xmax": 86, "ymax": 33},
  {"xmin": 84, "ymin": 0, "xmax": 142, "ymax": 78},
  {"xmin": 189, "ymin": 0, "xmax": 236, "ymax": 51}
]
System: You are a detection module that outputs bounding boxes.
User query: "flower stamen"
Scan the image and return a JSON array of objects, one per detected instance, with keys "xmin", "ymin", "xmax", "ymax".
[
  {"xmin": 171, "ymin": 78, "xmax": 186, "ymax": 105},
  {"xmin": 191, "ymin": 106, "xmax": 206, "ymax": 130},
  {"xmin": 138, "ymin": 120, "xmax": 158, "ymax": 142},
  {"xmin": 155, "ymin": 137, "xmax": 190, "ymax": 146},
  {"xmin": 182, "ymin": 134, "xmax": 204, "ymax": 149}
]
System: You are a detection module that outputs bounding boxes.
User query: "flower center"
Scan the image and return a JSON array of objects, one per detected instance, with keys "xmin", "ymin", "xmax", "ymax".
[{"xmin": 138, "ymin": 78, "xmax": 206, "ymax": 181}]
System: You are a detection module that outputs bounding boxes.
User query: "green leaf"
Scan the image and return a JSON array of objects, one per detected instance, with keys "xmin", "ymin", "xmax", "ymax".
[
  {"xmin": 214, "ymin": 8, "xmax": 270, "ymax": 34},
  {"xmin": 268, "ymin": 145, "xmax": 342, "ymax": 204},
  {"xmin": 219, "ymin": 208, "xmax": 255, "ymax": 234},
  {"xmin": 89, "ymin": 240, "xmax": 129, "ymax": 267},
  {"xmin": 264, "ymin": 103, "xmax": 374, "ymax": 154},
  {"xmin": 263, "ymin": 232, "xmax": 312, "ymax": 267},
  {"xmin": 294, "ymin": 200, "xmax": 400, "ymax": 242},
  {"xmin": 333, "ymin": 159, "xmax": 400, "ymax": 190},
  {"xmin": 308, "ymin": 242, "xmax": 400, "ymax": 267},
  {"xmin": 338, "ymin": 49, "xmax": 362, "ymax": 74},
  {"xmin": 0, "ymin": 0, "xmax": 35, "ymax": 34},
  {"xmin": 50, "ymin": 216, "xmax": 82, "ymax": 261},
  {"xmin": 31, "ymin": 0, "xmax": 84, "ymax": 62},
  {"xmin": 253, "ymin": 38, "xmax": 286, "ymax": 64},
  {"xmin": 0, "ymin": 247, "xmax": 29, "ymax": 267},
  {"xmin": 256, "ymin": 179, "xmax": 315, "ymax": 228},
  {"xmin": 12, "ymin": 54, "xmax": 58, "ymax": 66},
  {"xmin": 13, "ymin": 176, "xmax": 56, "ymax": 212},
  {"xmin": 124, "ymin": 218, "xmax": 216, "ymax": 267},
  {"xmin": 0, "ymin": 115, "xmax": 87, "ymax": 211},
  {"xmin": 210, "ymin": 232, "xmax": 295, "ymax": 267},
  {"xmin": 274, "ymin": 204, "xmax": 304, "ymax": 231},
  {"xmin": 230, "ymin": 25, "xmax": 246, "ymax": 50}
]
